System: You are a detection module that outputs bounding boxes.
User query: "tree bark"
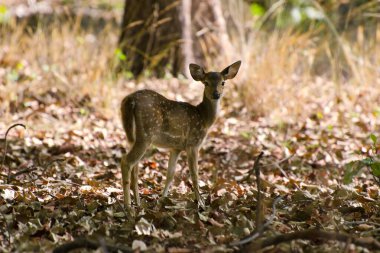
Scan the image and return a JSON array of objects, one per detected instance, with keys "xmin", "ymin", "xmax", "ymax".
[
  {"xmin": 118, "ymin": 0, "xmax": 182, "ymax": 78},
  {"xmin": 118, "ymin": 0, "xmax": 236, "ymax": 78},
  {"xmin": 180, "ymin": 0, "xmax": 195, "ymax": 78}
]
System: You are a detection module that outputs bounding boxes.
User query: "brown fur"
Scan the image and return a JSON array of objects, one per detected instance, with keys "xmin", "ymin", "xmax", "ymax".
[{"xmin": 120, "ymin": 61, "xmax": 241, "ymax": 208}]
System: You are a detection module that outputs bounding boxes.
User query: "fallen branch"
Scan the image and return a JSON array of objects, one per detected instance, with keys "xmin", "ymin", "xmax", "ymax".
[
  {"xmin": 53, "ymin": 237, "xmax": 133, "ymax": 253},
  {"xmin": 245, "ymin": 229, "xmax": 380, "ymax": 251},
  {"xmin": 0, "ymin": 165, "xmax": 37, "ymax": 180},
  {"xmin": 4, "ymin": 158, "xmax": 65, "ymax": 182},
  {"xmin": 230, "ymin": 196, "xmax": 282, "ymax": 246},
  {"xmin": 230, "ymin": 151, "xmax": 283, "ymax": 247},
  {"xmin": 0, "ymin": 123, "xmax": 26, "ymax": 183},
  {"xmin": 255, "ymin": 152, "xmax": 264, "ymax": 232},
  {"xmin": 113, "ymin": 194, "xmax": 129, "ymax": 218},
  {"xmin": 261, "ymin": 154, "xmax": 294, "ymax": 168},
  {"xmin": 344, "ymin": 220, "xmax": 380, "ymax": 227},
  {"xmin": 241, "ymin": 152, "xmax": 264, "ymax": 182},
  {"xmin": 240, "ymin": 153, "xmax": 293, "ymax": 182},
  {"xmin": 43, "ymin": 157, "xmax": 66, "ymax": 168},
  {"xmin": 11, "ymin": 165, "xmax": 38, "ymax": 178}
]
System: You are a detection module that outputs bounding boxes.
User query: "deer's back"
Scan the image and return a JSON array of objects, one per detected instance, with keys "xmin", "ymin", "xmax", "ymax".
[{"xmin": 123, "ymin": 89, "xmax": 207, "ymax": 150}]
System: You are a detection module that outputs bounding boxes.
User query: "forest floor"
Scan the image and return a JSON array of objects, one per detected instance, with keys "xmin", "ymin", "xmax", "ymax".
[
  {"xmin": 1, "ymin": 76, "xmax": 380, "ymax": 252},
  {"xmin": 1, "ymin": 1, "xmax": 380, "ymax": 251}
]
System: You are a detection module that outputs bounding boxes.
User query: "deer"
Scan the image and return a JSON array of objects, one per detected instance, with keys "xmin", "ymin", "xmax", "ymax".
[{"xmin": 120, "ymin": 61, "xmax": 241, "ymax": 209}]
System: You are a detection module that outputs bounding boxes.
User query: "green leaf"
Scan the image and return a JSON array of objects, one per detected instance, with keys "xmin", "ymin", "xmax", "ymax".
[
  {"xmin": 114, "ymin": 48, "xmax": 127, "ymax": 61},
  {"xmin": 0, "ymin": 5, "xmax": 9, "ymax": 23},
  {"xmin": 361, "ymin": 157, "xmax": 373, "ymax": 166},
  {"xmin": 343, "ymin": 160, "xmax": 365, "ymax": 184},
  {"xmin": 370, "ymin": 162, "xmax": 380, "ymax": 177},
  {"xmin": 0, "ymin": 5, "xmax": 7, "ymax": 15},
  {"xmin": 240, "ymin": 131, "xmax": 251, "ymax": 140},
  {"xmin": 370, "ymin": 133, "xmax": 377, "ymax": 146},
  {"xmin": 250, "ymin": 3, "xmax": 265, "ymax": 17}
]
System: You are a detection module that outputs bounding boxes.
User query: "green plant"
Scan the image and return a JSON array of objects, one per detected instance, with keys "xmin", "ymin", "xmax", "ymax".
[
  {"xmin": 0, "ymin": 5, "xmax": 9, "ymax": 23},
  {"xmin": 344, "ymin": 134, "xmax": 380, "ymax": 185}
]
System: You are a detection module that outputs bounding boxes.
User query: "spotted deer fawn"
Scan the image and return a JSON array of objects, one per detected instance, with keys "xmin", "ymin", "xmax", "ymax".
[{"xmin": 120, "ymin": 61, "xmax": 241, "ymax": 208}]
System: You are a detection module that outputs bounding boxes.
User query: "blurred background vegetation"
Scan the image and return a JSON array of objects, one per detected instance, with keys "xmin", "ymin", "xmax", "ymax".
[{"xmin": 0, "ymin": 0, "xmax": 379, "ymax": 123}]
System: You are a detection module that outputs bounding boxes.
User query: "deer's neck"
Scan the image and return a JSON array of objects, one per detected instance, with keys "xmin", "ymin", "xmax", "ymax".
[{"xmin": 197, "ymin": 93, "xmax": 220, "ymax": 128}]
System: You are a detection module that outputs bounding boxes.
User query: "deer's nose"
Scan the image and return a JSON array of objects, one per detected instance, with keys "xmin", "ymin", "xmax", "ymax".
[{"xmin": 213, "ymin": 91, "xmax": 220, "ymax": 99}]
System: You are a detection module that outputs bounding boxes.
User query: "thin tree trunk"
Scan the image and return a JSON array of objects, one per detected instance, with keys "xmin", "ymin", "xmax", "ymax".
[
  {"xmin": 118, "ymin": 0, "xmax": 240, "ymax": 78},
  {"xmin": 180, "ymin": 0, "xmax": 195, "ymax": 78},
  {"xmin": 208, "ymin": 0, "xmax": 233, "ymax": 63},
  {"xmin": 118, "ymin": 0, "xmax": 182, "ymax": 78}
]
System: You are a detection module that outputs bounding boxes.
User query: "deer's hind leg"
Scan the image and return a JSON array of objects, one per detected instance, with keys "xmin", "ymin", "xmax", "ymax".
[
  {"xmin": 121, "ymin": 141, "xmax": 149, "ymax": 207},
  {"xmin": 131, "ymin": 165, "xmax": 140, "ymax": 206}
]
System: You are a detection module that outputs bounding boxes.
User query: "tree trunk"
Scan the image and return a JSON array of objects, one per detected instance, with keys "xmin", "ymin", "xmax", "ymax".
[
  {"xmin": 118, "ymin": 0, "xmax": 182, "ymax": 78},
  {"xmin": 180, "ymin": 0, "xmax": 195, "ymax": 78},
  {"xmin": 118, "ymin": 0, "xmax": 236, "ymax": 78}
]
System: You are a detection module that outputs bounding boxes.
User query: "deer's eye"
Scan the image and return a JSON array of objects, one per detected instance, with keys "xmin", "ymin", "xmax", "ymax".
[{"xmin": 221, "ymin": 82, "xmax": 225, "ymax": 86}]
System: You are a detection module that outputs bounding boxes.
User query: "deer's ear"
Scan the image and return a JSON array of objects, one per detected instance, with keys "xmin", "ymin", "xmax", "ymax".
[
  {"xmin": 189, "ymin": 64, "xmax": 205, "ymax": 81},
  {"xmin": 221, "ymin": 61, "xmax": 241, "ymax": 80}
]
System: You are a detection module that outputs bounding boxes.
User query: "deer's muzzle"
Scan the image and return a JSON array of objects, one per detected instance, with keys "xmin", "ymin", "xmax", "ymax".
[{"xmin": 213, "ymin": 92, "xmax": 220, "ymax": 99}]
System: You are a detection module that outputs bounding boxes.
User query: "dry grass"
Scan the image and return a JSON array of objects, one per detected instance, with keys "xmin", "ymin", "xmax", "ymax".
[
  {"xmin": 0, "ymin": 11, "xmax": 379, "ymax": 128},
  {"xmin": 0, "ymin": 18, "xmax": 194, "ymax": 133},
  {"xmin": 223, "ymin": 26, "xmax": 380, "ymax": 123},
  {"xmin": 203, "ymin": 1, "xmax": 380, "ymax": 123},
  {"xmin": 0, "ymin": 19, "xmax": 121, "ymax": 122}
]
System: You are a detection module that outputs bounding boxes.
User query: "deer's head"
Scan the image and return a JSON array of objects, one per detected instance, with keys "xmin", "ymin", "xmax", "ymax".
[{"xmin": 189, "ymin": 61, "xmax": 241, "ymax": 100}]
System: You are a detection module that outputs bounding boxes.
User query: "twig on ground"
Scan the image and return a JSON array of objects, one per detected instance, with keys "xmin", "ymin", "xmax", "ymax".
[
  {"xmin": 53, "ymin": 237, "xmax": 133, "ymax": 253},
  {"xmin": 10, "ymin": 165, "xmax": 38, "ymax": 179},
  {"xmin": 344, "ymin": 221, "xmax": 380, "ymax": 227},
  {"xmin": 44, "ymin": 158, "xmax": 66, "ymax": 168},
  {"xmin": 273, "ymin": 162, "xmax": 301, "ymax": 191},
  {"xmin": 230, "ymin": 151, "xmax": 283, "ymax": 247},
  {"xmin": 0, "ymin": 212, "xmax": 11, "ymax": 246},
  {"xmin": 114, "ymin": 195, "xmax": 129, "ymax": 218},
  {"xmin": 230, "ymin": 196, "xmax": 282, "ymax": 246},
  {"xmin": 240, "ymin": 153, "xmax": 293, "ymax": 182},
  {"xmin": 344, "ymin": 236, "xmax": 352, "ymax": 253},
  {"xmin": 245, "ymin": 229, "xmax": 380, "ymax": 251},
  {"xmin": 255, "ymin": 152, "xmax": 264, "ymax": 232},
  {"xmin": 261, "ymin": 154, "xmax": 294, "ymax": 168},
  {"xmin": 241, "ymin": 152, "xmax": 264, "ymax": 182},
  {"xmin": 367, "ymin": 166, "xmax": 380, "ymax": 187},
  {"xmin": 2, "ymin": 152, "xmax": 65, "ymax": 182},
  {"xmin": 47, "ymin": 179, "xmax": 82, "ymax": 186},
  {"xmin": 0, "ymin": 123, "xmax": 26, "ymax": 183},
  {"xmin": 361, "ymin": 228, "xmax": 380, "ymax": 235},
  {"xmin": 23, "ymin": 158, "xmax": 66, "ymax": 180}
]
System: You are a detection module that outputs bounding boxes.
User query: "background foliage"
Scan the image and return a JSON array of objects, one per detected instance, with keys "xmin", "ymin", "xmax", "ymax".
[{"xmin": 0, "ymin": 0, "xmax": 379, "ymax": 252}]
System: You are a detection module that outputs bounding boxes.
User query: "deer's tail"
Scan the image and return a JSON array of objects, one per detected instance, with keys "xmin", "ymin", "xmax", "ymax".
[{"xmin": 121, "ymin": 96, "xmax": 135, "ymax": 144}]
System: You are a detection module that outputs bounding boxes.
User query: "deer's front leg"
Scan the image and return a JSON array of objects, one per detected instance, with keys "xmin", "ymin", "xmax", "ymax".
[
  {"xmin": 187, "ymin": 147, "xmax": 205, "ymax": 209},
  {"xmin": 162, "ymin": 149, "xmax": 181, "ymax": 197}
]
